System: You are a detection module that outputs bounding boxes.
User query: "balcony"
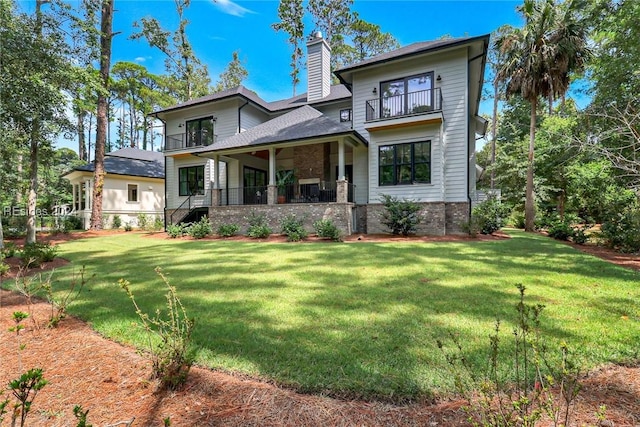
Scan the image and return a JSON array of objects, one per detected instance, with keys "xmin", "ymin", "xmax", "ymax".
[
  {"xmin": 365, "ymin": 88, "xmax": 442, "ymax": 122},
  {"xmin": 164, "ymin": 130, "xmax": 217, "ymax": 151}
]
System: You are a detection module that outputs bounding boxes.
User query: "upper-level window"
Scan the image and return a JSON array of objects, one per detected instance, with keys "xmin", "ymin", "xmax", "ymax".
[
  {"xmin": 379, "ymin": 141, "xmax": 431, "ymax": 186},
  {"xmin": 340, "ymin": 108, "xmax": 352, "ymax": 122},
  {"xmin": 186, "ymin": 116, "xmax": 215, "ymax": 147},
  {"xmin": 179, "ymin": 165, "xmax": 205, "ymax": 196},
  {"xmin": 380, "ymin": 72, "xmax": 434, "ymax": 118},
  {"xmin": 127, "ymin": 184, "xmax": 138, "ymax": 202}
]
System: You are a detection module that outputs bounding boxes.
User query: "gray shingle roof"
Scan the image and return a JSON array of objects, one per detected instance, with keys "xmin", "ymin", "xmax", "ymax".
[
  {"xmin": 335, "ymin": 35, "xmax": 490, "ymax": 81},
  {"xmin": 153, "ymin": 86, "xmax": 271, "ymax": 115},
  {"xmin": 193, "ymin": 105, "xmax": 366, "ymax": 154},
  {"xmin": 71, "ymin": 148, "xmax": 164, "ymax": 179},
  {"xmin": 268, "ymin": 85, "xmax": 352, "ymax": 111}
]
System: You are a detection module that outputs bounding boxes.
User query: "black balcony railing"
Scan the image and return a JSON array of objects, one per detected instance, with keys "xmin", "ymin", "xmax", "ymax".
[
  {"xmin": 365, "ymin": 88, "xmax": 442, "ymax": 122},
  {"xmin": 164, "ymin": 130, "xmax": 217, "ymax": 151},
  {"xmin": 220, "ymin": 186, "xmax": 268, "ymax": 206},
  {"xmin": 217, "ymin": 182, "xmax": 355, "ymax": 205}
]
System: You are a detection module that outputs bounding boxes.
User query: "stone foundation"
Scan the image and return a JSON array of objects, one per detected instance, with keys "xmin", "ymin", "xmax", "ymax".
[
  {"xmin": 365, "ymin": 202, "xmax": 470, "ymax": 236},
  {"xmin": 208, "ymin": 203, "xmax": 354, "ymax": 235}
]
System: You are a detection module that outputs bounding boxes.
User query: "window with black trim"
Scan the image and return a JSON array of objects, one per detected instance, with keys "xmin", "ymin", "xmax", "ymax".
[
  {"xmin": 127, "ymin": 184, "xmax": 138, "ymax": 202},
  {"xmin": 379, "ymin": 141, "xmax": 431, "ymax": 186},
  {"xmin": 186, "ymin": 116, "xmax": 215, "ymax": 147},
  {"xmin": 380, "ymin": 72, "xmax": 434, "ymax": 117},
  {"xmin": 179, "ymin": 165, "xmax": 205, "ymax": 196},
  {"xmin": 340, "ymin": 108, "xmax": 352, "ymax": 122}
]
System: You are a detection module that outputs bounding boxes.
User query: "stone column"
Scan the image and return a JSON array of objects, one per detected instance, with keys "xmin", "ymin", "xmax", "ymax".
[
  {"xmin": 336, "ymin": 179, "xmax": 348, "ymax": 203},
  {"xmin": 211, "ymin": 188, "xmax": 221, "ymax": 206},
  {"xmin": 267, "ymin": 185, "xmax": 277, "ymax": 205}
]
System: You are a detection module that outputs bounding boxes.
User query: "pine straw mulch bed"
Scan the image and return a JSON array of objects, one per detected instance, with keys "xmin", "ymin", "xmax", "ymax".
[{"xmin": 0, "ymin": 230, "xmax": 639, "ymax": 426}]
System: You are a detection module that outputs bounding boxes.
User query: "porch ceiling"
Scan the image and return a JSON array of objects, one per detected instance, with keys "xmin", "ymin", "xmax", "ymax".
[{"xmin": 191, "ymin": 105, "xmax": 367, "ymax": 158}]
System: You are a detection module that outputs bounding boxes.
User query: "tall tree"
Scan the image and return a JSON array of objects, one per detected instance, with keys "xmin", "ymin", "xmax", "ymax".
[
  {"xmin": 213, "ymin": 51, "xmax": 248, "ymax": 93},
  {"xmin": 89, "ymin": 0, "xmax": 114, "ymax": 230},
  {"xmin": 132, "ymin": 0, "xmax": 209, "ymax": 102},
  {"xmin": 0, "ymin": 0, "xmax": 75, "ymax": 243},
  {"xmin": 307, "ymin": 0, "xmax": 353, "ymax": 70},
  {"xmin": 495, "ymin": 0, "xmax": 588, "ymax": 231},
  {"xmin": 343, "ymin": 12, "xmax": 399, "ymax": 64},
  {"xmin": 272, "ymin": 0, "xmax": 305, "ymax": 96}
]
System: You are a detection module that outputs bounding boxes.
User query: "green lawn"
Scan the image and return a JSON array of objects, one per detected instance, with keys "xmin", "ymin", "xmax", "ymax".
[{"xmin": 15, "ymin": 230, "xmax": 640, "ymax": 401}]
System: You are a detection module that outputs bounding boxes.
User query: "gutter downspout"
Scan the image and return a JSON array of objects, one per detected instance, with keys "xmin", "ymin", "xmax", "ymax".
[{"xmin": 466, "ymin": 40, "xmax": 489, "ymax": 223}]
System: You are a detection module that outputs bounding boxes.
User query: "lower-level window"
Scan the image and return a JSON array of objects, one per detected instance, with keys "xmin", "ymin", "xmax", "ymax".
[
  {"xmin": 379, "ymin": 141, "xmax": 431, "ymax": 185},
  {"xmin": 127, "ymin": 184, "xmax": 138, "ymax": 202},
  {"xmin": 179, "ymin": 165, "xmax": 205, "ymax": 196}
]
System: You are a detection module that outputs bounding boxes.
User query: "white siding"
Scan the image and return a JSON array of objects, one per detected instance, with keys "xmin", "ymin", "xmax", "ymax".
[
  {"xmin": 165, "ymin": 156, "xmax": 216, "ymax": 209},
  {"xmin": 240, "ymin": 104, "xmax": 269, "ymax": 132},
  {"xmin": 315, "ymin": 101, "xmax": 352, "ymax": 125},
  {"xmin": 307, "ymin": 38, "xmax": 331, "ymax": 102},
  {"xmin": 162, "ymin": 99, "xmax": 240, "ymax": 143},
  {"xmin": 350, "ymin": 48, "xmax": 470, "ymax": 203}
]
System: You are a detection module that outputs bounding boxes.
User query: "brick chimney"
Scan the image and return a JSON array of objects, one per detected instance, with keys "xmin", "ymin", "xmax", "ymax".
[{"xmin": 306, "ymin": 31, "xmax": 331, "ymax": 102}]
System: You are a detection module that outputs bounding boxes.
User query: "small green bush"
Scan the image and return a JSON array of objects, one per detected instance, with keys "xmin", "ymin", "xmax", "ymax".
[
  {"xmin": 124, "ymin": 222, "xmax": 133, "ymax": 232},
  {"xmin": 246, "ymin": 212, "xmax": 272, "ymax": 238},
  {"xmin": 2, "ymin": 242, "xmax": 18, "ymax": 258},
  {"xmin": 0, "ymin": 258, "xmax": 9, "ymax": 276},
  {"xmin": 217, "ymin": 223, "xmax": 240, "ymax": 237},
  {"xmin": 571, "ymin": 225, "xmax": 589, "ymax": 245},
  {"xmin": 280, "ymin": 214, "xmax": 308, "ymax": 242},
  {"xmin": 137, "ymin": 213, "xmax": 149, "ymax": 230},
  {"xmin": 187, "ymin": 216, "xmax": 212, "ymax": 239},
  {"xmin": 471, "ymin": 195, "xmax": 510, "ymax": 235},
  {"xmin": 547, "ymin": 220, "xmax": 574, "ymax": 241},
  {"xmin": 20, "ymin": 242, "xmax": 58, "ymax": 267},
  {"xmin": 63, "ymin": 215, "xmax": 83, "ymax": 232},
  {"xmin": 601, "ymin": 207, "xmax": 640, "ymax": 253},
  {"xmin": 313, "ymin": 219, "xmax": 342, "ymax": 241},
  {"xmin": 153, "ymin": 216, "xmax": 164, "ymax": 232},
  {"xmin": 509, "ymin": 209, "xmax": 526, "ymax": 229},
  {"xmin": 111, "ymin": 215, "xmax": 122, "ymax": 229},
  {"xmin": 166, "ymin": 223, "xmax": 187, "ymax": 238},
  {"xmin": 380, "ymin": 194, "xmax": 422, "ymax": 236}
]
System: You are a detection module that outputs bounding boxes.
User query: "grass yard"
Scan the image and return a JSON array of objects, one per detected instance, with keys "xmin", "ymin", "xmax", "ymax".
[{"xmin": 26, "ymin": 230, "xmax": 640, "ymax": 402}]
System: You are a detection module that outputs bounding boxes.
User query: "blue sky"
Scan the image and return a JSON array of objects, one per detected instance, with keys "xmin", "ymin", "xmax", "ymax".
[{"xmin": 19, "ymin": 0, "xmax": 526, "ymax": 152}]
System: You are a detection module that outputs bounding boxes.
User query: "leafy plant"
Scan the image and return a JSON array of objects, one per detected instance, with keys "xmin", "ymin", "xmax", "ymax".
[
  {"xmin": 119, "ymin": 267, "xmax": 196, "ymax": 390},
  {"xmin": 437, "ymin": 284, "xmax": 583, "ymax": 427},
  {"xmin": 471, "ymin": 195, "xmax": 510, "ymax": 235},
  {"xmin": 137, "ymin": 213, "xmax": 149, "ymax": 230},
  {"xmin": 166, "ymin": 223, "xmax": 187, "ymax": 238},
  {"xmin": 153, "ymin": 216, "xmax": 164, "ymax": 232},
  {"xmin": 43, "ymin": 266, "xmax": 92, "ymax": 328},
  {"xmin": 73, "ymin": 405, "xmax": 92, "ymax": 427},
  {"xmin": 313, "ymin": 219, "xmax": 342, "ymax": 241},
  {"xmin": 63, "ymin": 215, "xmax": 83, "ymax": 232},
  {"xmin": 600, "ymin": 207, "xmax": 640, "ymax": 253},
  {"xmin": 0, "ymin": 257, "xmax": 9, "ymax": 277},
  {"xmin": 19, "ymin": 242, "xmax": 58, "ymax": 267},
  {"xmin": 111, "ymin": 214, "xmax": 122, "ymax": 229},
  {"xmin": 571, "ymin": 224, "xmax": 589, "ymax": 245},
  {"xmin": 275, "ymin": 169, "xmax": 294, "ymax": 195},
  {"xmin": 379, "ymin": 194, "xmax": 422, "ymax": 236},
  {"xmin": 2, "ymin": 242, "xmax": 18, "ymax": 258},
  {"xmin": 547, "ymin": 220, "xmax": 574, "ymax": 241},
  {"xmin": 8, "ymin": 368, "xmax": 48, "ymax": 427},
  {"xmin": 246, "ymin": 212, "xmax": 272, "ymax": 238},
  {"xmin": 280, "ymin": 213, "xmax": 308, "ymax": 241},
  {"xmin": 187, "ymin": 216, "xmax": 212, "ymax": 239},
  {"xmin": 217, "ymin": 223, "xmax": 240, "ymax": 237},
  {"xmin": 124, "ymin": 222, "xmax": 133, "ymax": 232}
]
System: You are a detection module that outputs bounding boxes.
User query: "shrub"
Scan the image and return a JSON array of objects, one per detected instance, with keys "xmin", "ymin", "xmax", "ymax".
[
  {"xmin": 217, "ymin": 223, "xmax": 240, "ymax": 237},
  {"xmin": 2, "ymin": 242, "xmax": 18, "ymax": 258},
  {"xmin": 153, "ymin": 216, "xmax": 164, "ymax": 232},
  {"xmin": 547, "ymin": 220, "xmax": 574, "ymax": 241},
  {"xmin": 119, "ymin": 267, "xmax": 195, "ymax": 390},
  {"xmin": 438, "ymin": 284, "xmax": 583, "ymax": 427},
  {"xmin": 571, "ymin": 225, "xmax": 589, "ymax": 245},
  {"xmin": 111, "ymin": 215, "xmax": 122, "ymax": 229},
  {"xmin": 63, "ymin": 215, "xmax": 83, "ymax": 232},
  {"xmin": 246, "ymin": 212, "xmax": 272, "ymax": 239},
  {"xmin": 280, "ymin": 213, "xmax": 308, "ymax": 242},
  {"xmin": 600, "ymin": 207, "xmax": 640, "ymax": 253},
  {"xmin": 313, "ymin": 219, "xmax": 342, "ymax": 241},
  {"xmin": 187, "ymin": 216, "xmax": 212, "ymax": 239},
  {"xmin": 380, "ymin": 194, "xmax": 422, "ymax": 236},
  {"xmin": 137, "ymin": 213, "xmax": 149, "ymax": 230},
  {"xmin": 8, "ymin": 368, "xmax": 48, "ymax": 427},
  {"xmin": 166, "ymin": 223, "xmax": 187, "ymax": 238},
  {"xmin": 124, "ymin": 222, "xmax": 133, "ymax": 232},
  {"xmin": 0, "ymin": 258, "xmax": 9, "ymax": 276},
  {"xmin": 20, "ymin": 242, "xmax": 58, "ymax": 267},
  {"xmin": 471, "ymin": 195, "xmax": 510, "ymax": 235},
  {"xmin": 43, "ymin": 266, "xmax": 92, "ymax": 328},
  {"xmin": 509, "ymin": 209, "xmax": 526, "ymax": 229},
  {"xmin": 460, "ymin": 217, "xmax": 481, "ymax": 238}
]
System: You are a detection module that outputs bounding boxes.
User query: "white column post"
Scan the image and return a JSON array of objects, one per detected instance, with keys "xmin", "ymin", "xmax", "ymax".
[
  {"xmin": 338, "ymin": 139, "xmax": 345, "ymax": 180},
  {"xmin": 268, "ymin": 147, "xmax": 277, "ymax": 204}
]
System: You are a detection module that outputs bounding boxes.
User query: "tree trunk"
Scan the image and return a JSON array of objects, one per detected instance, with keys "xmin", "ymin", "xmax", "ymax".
[
  {"xmin": 78, "ymin": 111, "xmax": 86, "ymax": 161},
  {"xmin": 525, "ymin": 97, "xmax": 537, "ymax": 232},
  {"xmin": 25, "ymin": 135, "xmax": 39, "ymax": 244},
  {"xmin": 0, "ymin": 214, "xmax": 4, "ymax": 251},
  {"xmin": 490, "ymin": 77, "xmax": 499, "ymax": 189},
  {"xmin": 90, "ymin": 0, "xmax": 114, "ymax": 230}
]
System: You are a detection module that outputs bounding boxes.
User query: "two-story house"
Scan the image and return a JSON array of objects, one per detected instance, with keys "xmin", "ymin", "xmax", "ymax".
[{"xmin": 153, "ymin": 33, "xmax": 489, "ymax": 235}]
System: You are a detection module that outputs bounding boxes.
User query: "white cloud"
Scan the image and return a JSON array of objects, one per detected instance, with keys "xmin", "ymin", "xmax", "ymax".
[
  {"xmin": 212, "ymin": 0, "xmax": 255, "ymax": 17},
  {"xmin": 134, "ymin": 56, "xmax": 150, "ymax": 63}
]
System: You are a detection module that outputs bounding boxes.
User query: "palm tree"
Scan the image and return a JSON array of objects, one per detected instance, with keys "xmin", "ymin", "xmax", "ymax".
[{"xmin": 495, "ymin": 0, "xmax": 589, "ymax": 231}]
